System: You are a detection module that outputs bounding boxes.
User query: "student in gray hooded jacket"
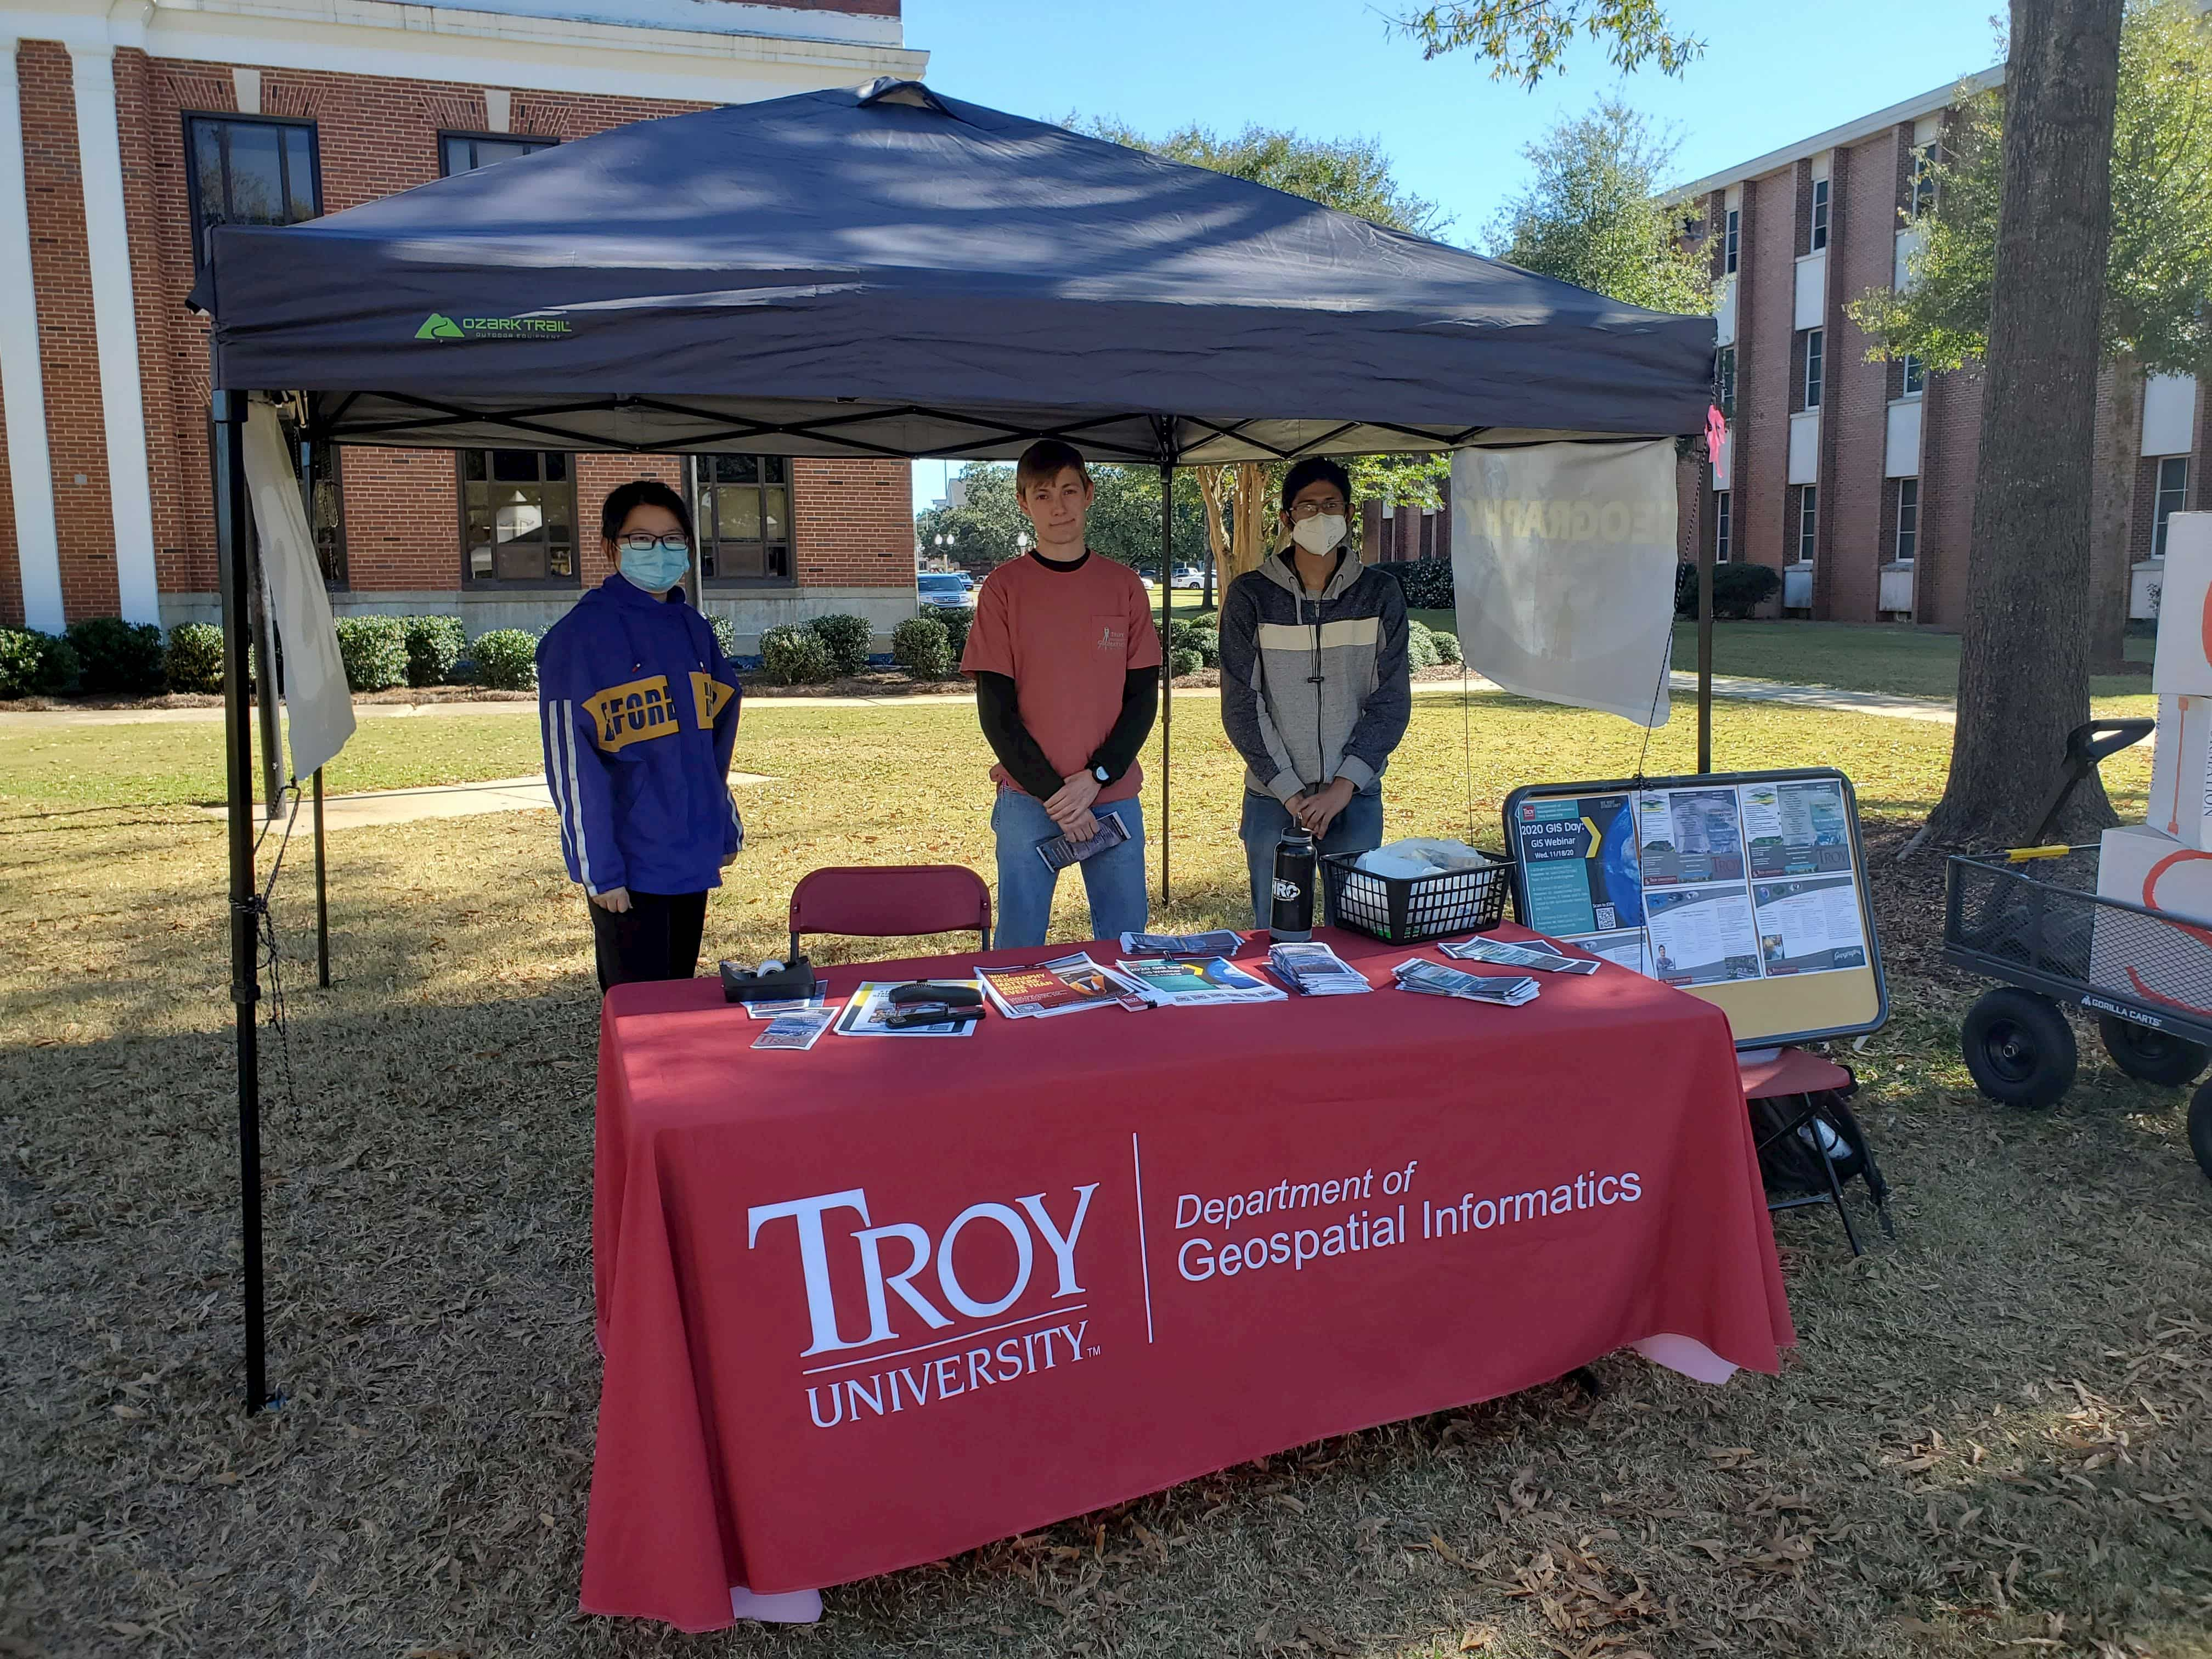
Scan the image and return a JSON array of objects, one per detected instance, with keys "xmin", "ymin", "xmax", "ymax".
[{"xmin": 1217, "ymin": 458, "xmax": 1413, "ymax": 929}]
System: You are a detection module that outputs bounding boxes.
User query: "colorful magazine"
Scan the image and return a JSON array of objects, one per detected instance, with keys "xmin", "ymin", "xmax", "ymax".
[
  {"xmin": 977, "ymin": 955, "xmax": 1148, "ymax": 1018},
  {"xmin": 832, "ymin": 980, "xmax": 984, "ymax": 1038},
  {"xmin": 1438, "ymin": 936, "xmax": 1599, "ymax": 975},
  {"xmin": 1114, "ymin": 956, "xmax": 1288, "ymax": 1008}
]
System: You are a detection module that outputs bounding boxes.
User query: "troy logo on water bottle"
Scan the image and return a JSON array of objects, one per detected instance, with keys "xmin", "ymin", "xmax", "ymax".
[{"xmin": 1272, "ymin": 878, "xmax": 1303, "ymax": 901}]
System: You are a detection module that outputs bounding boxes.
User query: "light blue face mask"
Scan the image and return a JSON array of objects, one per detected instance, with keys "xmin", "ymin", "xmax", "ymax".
[{"xmin": 617, "ymin": 534, "xmax": 691, "ymax": 594}]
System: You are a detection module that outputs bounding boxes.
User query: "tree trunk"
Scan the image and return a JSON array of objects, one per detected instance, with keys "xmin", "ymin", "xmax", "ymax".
[
  {"xmin": 1926, "ymin": 0, "xmax": 2124, "ymax": 849},
  {"xmin": 2086, "ymin": 352, "xmax": 2143, "ymax": 675}
]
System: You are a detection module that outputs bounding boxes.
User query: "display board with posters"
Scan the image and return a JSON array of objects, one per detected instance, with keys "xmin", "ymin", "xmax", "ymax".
[{"xmin": 1502, "ymin": 769, "xmax": 1887, "ymax": 1048}]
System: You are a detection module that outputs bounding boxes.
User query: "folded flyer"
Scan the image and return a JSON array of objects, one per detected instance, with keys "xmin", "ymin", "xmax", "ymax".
[
  {"xmin": 1393, "ymin": 957, "xmax": 1540, "ymax": 1007},
  {"xmin": 978, "ymin": 955, "xmax": 1148, "ymax": 1018},
  {"xmin": 1115, "ymin": 956, "xmax": 1288, "ymax": 1008},
  {"xmin": 1266, "ymin": 940, "xmax": 1373, "ymax": 996},
  {"xmin": 1036, "ymin": 809, "xmax": 1129, "ymax": 873},
  {"xmin": 1119, "ymin": 929, "xmax": 1247, "ymax": 957},
  {"xmin": 744, "ymin": 985, "xmax": 830, "ymax": 1018},
  {"xmin": 1438, "ymin": 936, "xmax": 1598, "ymax": 975},
  {"xmin": 752, "ymin": 1007, "xmax": 837, "ymax": 1050},
  {"xmin": 833, "ymin": 980, "xmax": 984, "ymax": 1037}
]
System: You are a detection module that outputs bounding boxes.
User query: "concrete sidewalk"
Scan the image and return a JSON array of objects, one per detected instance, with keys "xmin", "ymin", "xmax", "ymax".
[
  {"xmin": 4, "ymin": 673, "xmax": 1962, "ymax": 728},
  {"xmin": 200, "ymin": 771, "xmax": 775, "ymax": 830}
]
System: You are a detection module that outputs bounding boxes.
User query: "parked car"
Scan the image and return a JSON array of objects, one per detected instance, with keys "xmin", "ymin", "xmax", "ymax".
[
  {"xmin": 1171, "ymin": 566, "xmax": 1206, "ymax": 590},
  {"xmin": 917, "ymin": 571, "xmax": 975, "ymax": 610}
]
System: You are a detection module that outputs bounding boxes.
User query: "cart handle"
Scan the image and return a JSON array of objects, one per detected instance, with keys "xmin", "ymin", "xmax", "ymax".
[{"xmin": 2024, "ymin": 718, "xmax": 2156, "ymax": 848}]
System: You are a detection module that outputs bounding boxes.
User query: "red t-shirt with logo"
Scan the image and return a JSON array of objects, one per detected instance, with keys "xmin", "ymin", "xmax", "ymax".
[{"xmin": 959, "ymin": 551, "xmax": 1164, "ymax": 803}]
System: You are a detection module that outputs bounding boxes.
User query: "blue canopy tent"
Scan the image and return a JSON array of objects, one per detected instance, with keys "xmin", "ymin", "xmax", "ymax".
[{"xmin": 194, "ymin": 77, "xmax": 1716, "ymax": 1409}]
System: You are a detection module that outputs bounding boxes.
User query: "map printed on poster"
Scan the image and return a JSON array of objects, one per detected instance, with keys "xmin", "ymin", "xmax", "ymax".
[{"xmin": 1510, "ymin": 775, "xmax": 1865, "ymax": 994}]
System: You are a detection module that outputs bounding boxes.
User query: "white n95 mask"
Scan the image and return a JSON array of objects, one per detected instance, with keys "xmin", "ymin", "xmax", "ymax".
[{"xmin": 1290, "ymin": 514, "xmax": 1346, "ymax": 555}]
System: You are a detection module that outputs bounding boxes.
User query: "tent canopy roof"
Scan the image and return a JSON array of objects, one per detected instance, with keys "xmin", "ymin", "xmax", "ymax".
[{"xmin": 198, "ymin": 80, "xmax": 1715, "ymax": 465}]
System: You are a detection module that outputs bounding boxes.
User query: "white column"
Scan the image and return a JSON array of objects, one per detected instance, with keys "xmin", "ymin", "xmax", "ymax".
[
  {"xmin": 70, "ymin": 43, "xmax": 160, "ymax": 625},
  {"xmin": 0, "ymin": 36, "xmax": 64, "ymax": 633}
]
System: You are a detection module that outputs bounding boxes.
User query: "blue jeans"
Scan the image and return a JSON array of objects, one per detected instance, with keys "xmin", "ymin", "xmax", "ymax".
[
  {"xmin": 991, "ymin": 788, "xmax": 1149, "ymax": 949},
  {"xmin": 1240, "ymin": 788, "xmax": 1385, "ymax": 930}
]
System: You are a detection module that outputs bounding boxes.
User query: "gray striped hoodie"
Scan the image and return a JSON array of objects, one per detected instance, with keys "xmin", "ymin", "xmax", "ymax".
[{"xmin": 1217, "ymin": 546, "xmax": 1412, "ymax": 803}]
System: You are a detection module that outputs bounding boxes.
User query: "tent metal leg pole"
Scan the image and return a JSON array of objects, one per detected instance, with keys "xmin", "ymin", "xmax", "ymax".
[
  {"xmin": 251, "ymin": 560, "xmax": 284, "ymax": 821},
  {"xmin": 212, "ymin": 390, "xmax": 270, "ymax": 1415},
  {"xmin": 1696, "ymin": 516, "xmax": 1715, "ymax": 775},
  {"xmin": 314, "ymin": 767, "xmax": 329, "ymax": 988},
  {"xmin": 1158, "ymin": 460, "xmax": 1173, "ymax": 905}
]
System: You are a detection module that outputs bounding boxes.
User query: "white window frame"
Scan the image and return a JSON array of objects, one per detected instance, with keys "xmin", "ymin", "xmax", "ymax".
[
  {"xmin": 1796, "ymin": 485, "xmax": 1819, "ymax": 565},
  {"xmin": 2154, "ymin": 456, "xmax": 2191, "ymax": 559},
  {"xmin": 1723, "ymin": 207, "xmax": 1740, "ymax": 275},
  {"xmin": 1714, "ymin": 489, "xmax": 1732, "ymax": 563},
  {"xmin": 1803, "ymin": 328, "xmax": 1825, "ymax": 411},
  {"xmin": 1894, "ymin": 477, "xmax": 1919, "ymax": 566},
  {"xmin": 1810, "ymin": 178, "xmax": 1829, "ymax": 251},
  {"xmin": 1901, "ymin": 353, "xmax": 1925, "ymax": 398}
]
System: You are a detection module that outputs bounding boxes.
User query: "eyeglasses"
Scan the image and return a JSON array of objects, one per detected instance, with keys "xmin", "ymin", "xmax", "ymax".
[
  {"xmin": 1289, "ymin": 498, "xmax": 1348, "ymax": 520},
  {"xmin": 616, "ymin": 532, "xmax": 691, "ymax": 554}
]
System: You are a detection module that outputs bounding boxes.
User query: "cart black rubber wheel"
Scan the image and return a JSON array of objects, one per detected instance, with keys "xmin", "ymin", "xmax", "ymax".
[
  {"xmin": 1962, "ymin": 987, "xmax": 2077, "ymax": 1109},
  {"xmin": 2190, "ymin": 1084, "xmax": 2212, "ymax": 1180},
  {"xmin": 2097, "ymin": 1014, "xmax": 2211, "ymax": 1087}
]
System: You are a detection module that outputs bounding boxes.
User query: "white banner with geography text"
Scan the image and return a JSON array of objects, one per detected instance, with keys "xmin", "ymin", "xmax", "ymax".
[{"xmin": 1449, "ymin": 440, "xmax": 1678, "ymax": 727}]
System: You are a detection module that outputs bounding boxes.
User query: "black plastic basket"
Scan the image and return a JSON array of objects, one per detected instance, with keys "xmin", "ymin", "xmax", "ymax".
[{"xmin": 1319, "ymin": 850, "xmax": 1513, "ymax": 944}]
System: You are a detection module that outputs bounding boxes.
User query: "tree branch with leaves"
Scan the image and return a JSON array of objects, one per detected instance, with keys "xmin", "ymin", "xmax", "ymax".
[{"xmin": 1390, "ymin": 0, "xmax": 1702, "ymax": 86}]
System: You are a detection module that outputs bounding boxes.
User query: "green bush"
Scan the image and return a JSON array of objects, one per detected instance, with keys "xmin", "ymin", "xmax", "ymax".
[
  {"xmin": 1674, "ymin": 560, "xmax": 1700, "ymax": 618},
  {"xmin": 892, "ymin": 616, "xmax": 953, "ymax": 680},
  {"xmin": 1712, "ymin": 562, "xmax": 1782, "ymax": 620},
  {"xmin": 165, "ymin": 622, "xmax": 226, "ymax": 693},
  {"xmin": 704, "ymin": 613, "xmax": 740, "ymax": 661},
  {"xmin": 759, "ymin": 624, "xmax": 834, "ymax": 685},
  {"xmin": 470, "ymin": 628, "xmax": 539, "ymax": 691},
  {"xmin": 806, "ymin": 613, "xmax": 874, "ymax": 677},
  {"xmin": 1165, "ymin": 617, "xmax": 1220, "ymax": 667},
  {"xmin": 402, "ymin": 616, "xmax": 465, "ymax": 687},
  {"xmin": 921, "ymin": 604, "xmax": 973, "ymax": 664},
  {"xmin": 1379, "ymin": 556, "xmax": 1453, "ymax": 610},
  {"xmin": 328, "ymin": 616, "xmax": 408, "ymax": 692},
  {"xmin": 1405, "ymin": 617, "xmax": 1442, "ymax": 671},
  {"xmin": 0, "ymin": 628, "xmax": 79, "ymax": 697},
  {"xmin": 1168, "ymin": 646, "xmax": 1204, "ymax": 680},
  {"xmin": 66, "ymin": 617, "xmax": 166, "ymax": 693},
  {"xmin": 1430, "ymin": 628, "xmax": 1463, "ymax": 666}
]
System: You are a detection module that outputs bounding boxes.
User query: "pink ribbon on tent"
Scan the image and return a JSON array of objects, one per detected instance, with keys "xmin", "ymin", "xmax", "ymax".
[{"xmin": 1706, "ymin": 404, "xmax": 1726, "ymax": 456}]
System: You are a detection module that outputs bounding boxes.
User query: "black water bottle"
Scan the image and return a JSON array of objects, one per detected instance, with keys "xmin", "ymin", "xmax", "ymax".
[{"xmin": 1271, "ymin": 825, "xmax": 1316, "ymax": 942}]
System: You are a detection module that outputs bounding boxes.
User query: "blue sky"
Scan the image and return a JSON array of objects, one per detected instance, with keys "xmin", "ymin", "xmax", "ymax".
[{"xmin": 902, "ymin": 0, "xmax": 2004, "ymax": 510}]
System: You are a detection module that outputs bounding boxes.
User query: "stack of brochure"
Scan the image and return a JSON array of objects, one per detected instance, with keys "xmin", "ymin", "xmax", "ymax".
[
  {"xmin": 1266, "ymin": 940, "xmax": 1373, "ymax": 996},
  {"xmin": 1438, "ymin": 935, "xmax": 1599, "ymax": 975},
  {"xmin": 1119, "ymin": 929, "xmax": 1247, "ymax": 956},
  {"xmin": 1393, "ymin": 958, "xmax": 1541, "ymax": 1007},
  {"xmin": 1114, "ymin": 955, "xmax": 1288, "ymax": 1007},
  {"xmin": 977, "ymin": 955, "xmax": 1148, "ymax": 1018}
]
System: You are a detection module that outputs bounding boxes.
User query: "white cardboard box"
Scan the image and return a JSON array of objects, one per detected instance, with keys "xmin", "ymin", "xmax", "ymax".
[
  {"xmin": 2152, "ymin": 512, "xmax": 2212, "ymax": 694},
  {"xmin": 2088, "ymin": 822, "xmax": 2212, "ymax": 1014},
  {"xmin": 2147, "ymin": 693, "xmax": 2212, "ymax": 850}
]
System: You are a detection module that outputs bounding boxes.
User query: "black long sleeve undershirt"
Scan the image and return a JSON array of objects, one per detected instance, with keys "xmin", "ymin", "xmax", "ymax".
[
  {"xmin": 974, "ymin": 669, "xmax": 1159, "ymax": 798},
  {"xmin": 973, "ymin": 672, "xmax": 1067, "ymax": 800}
]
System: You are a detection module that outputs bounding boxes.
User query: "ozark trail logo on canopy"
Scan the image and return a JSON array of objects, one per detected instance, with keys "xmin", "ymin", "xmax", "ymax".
[{"xmin": 414, "ymin": 312, "xmax": 571, "ymax": 341}]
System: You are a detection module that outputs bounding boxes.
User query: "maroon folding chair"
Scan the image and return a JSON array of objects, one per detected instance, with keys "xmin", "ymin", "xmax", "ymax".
[{"xmin": 788, "ymin": 865, "xmax": 993, "ymax": 961}]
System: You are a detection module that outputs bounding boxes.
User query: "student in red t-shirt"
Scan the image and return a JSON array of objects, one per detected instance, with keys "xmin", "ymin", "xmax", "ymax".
[{"xmin": 959, "ymin": 441, "xmax": 1163, "ymax": 947}]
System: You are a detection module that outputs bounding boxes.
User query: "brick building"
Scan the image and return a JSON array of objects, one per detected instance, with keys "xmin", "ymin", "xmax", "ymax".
[
  {"xmin": 1674, "ymin": 69, "xmax": 2205, "ymax": 628},
  {"xmin": 0, "ymin": 0, "xmax": 927, "ymax": 648}
]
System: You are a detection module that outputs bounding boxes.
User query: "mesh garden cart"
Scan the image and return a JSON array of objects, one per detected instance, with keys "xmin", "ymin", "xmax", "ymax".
[{"xmin": 1942, "ymin": 719, "xmax": 2212, "ymax": 1178}]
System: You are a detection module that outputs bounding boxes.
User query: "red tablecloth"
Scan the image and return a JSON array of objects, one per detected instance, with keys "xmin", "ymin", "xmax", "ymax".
[{"xmin": 584, "ymin": 926, "xmax": 1792, "ymax": 1630}]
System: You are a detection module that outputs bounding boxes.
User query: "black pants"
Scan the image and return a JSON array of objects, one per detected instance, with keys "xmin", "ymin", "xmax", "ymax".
[{"xmin": 589, "ymin": 890, "xmax": 709, "ymax": 994}]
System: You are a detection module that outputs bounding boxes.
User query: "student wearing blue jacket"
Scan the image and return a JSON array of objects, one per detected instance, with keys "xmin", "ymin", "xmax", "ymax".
[{"xmin": 537, "ymin": 481, "xmax": 745, "ymax": 992}]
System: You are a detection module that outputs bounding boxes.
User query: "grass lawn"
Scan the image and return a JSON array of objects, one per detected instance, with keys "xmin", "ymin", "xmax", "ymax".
[
  {"xmin": 1664, "ymin": 620, "xmax": 2158, "ymax": 707},
  {"xmin": 3, "ymin": 695, "xmax": 2207, "ymax": 1658}
]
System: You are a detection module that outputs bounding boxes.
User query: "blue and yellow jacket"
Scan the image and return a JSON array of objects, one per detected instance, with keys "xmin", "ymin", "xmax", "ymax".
[{"xmin": 535, "ymin": 573, "xmax": 743, "ymax": 898}]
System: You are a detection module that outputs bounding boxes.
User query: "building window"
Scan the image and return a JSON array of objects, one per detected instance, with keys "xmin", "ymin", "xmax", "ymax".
[
  {"xmin": 1716, "ymin": 346, "xmax": 1736, "ymax": 417},
  {"xmin": 1713, "ymin": 490, "xmax": 1732, "ymax": 563},
  {"xmin": 440, "ymin": 132, "xmax": 558, "ymax": 176},
  {"xmin": 1911, "ymin": 142, "xmax": 1939, "ymax": 219},
  {"xmin": 186, "ymin": 114, "xmax": 320, "ymax": 267},
  {"xmin": 1803, "ymin": 328, "xmax": 1825, "ymax": 410},
  {"xmin": 1810, "ymin": 178, "xmax": 1829, "ymax": 251},
  {"xmin": 1797, "ymin": 484, "xmax": 1819, "ymax": 564},
  {"xmin": 2155, "ymin": 456, "xmax": 2191, "ymax": 559},
  {"xmin": 461, "ymin": 450, "xmax": 577, "ymax": 584},
  {"xmin": 692, "ymin": 455, "xmax": 794, "ymax": 584},
  {"xmin": 1901, "ymin": 353, "xmax": 1925, "ymax": 398},
  {"xmin": 1895, "ymin": 477, "xmax": 1919, "ymax": 565},
  {"xmin": 1723, "ymin": 207, "xmax": 1740, "ymax": 275}
]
